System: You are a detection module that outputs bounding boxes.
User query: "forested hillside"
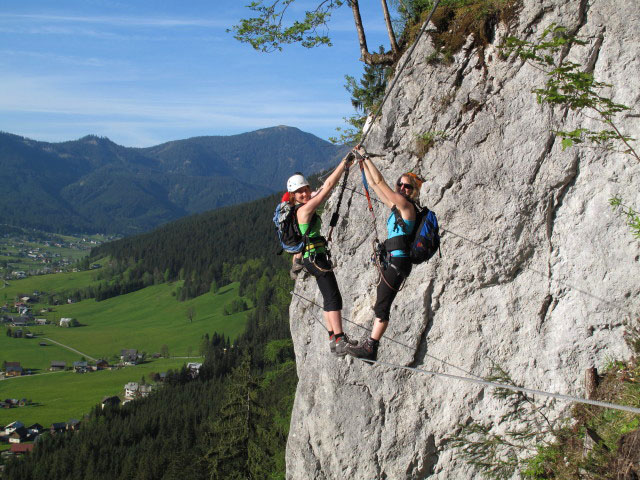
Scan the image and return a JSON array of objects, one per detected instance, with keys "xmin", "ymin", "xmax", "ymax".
[
  {"xmin": 3, "ymin": 187, "xmax": 300, "ymax": 478},
  {"xmin": 0, "ymin": 126, "xmax": 346, "ymax": 234},
  {"xmin": 84, "ymin": 192, "xmax": 284, "ymax": 302}
]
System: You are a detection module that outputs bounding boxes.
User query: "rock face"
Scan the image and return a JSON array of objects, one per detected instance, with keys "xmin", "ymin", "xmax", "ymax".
[{"xmin": 286, "ymin": 1, "xmax": 640, "ymax": 478}]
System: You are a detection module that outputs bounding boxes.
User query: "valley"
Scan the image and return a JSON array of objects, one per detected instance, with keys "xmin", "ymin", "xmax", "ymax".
[{"xmin": 0, "ymin": 269, "xmax": 251, "ymax": 428}]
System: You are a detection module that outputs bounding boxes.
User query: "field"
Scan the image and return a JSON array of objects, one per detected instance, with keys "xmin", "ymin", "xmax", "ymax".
[
  {"xmin": 0, "ymin": 230, "xmax": 112, "ymax": 276},
  {"xmin": 1, "ymin": 271, "xmax": 251, "ymax": 428},
  {"xmin": 1, "ymin": 268, "xmax": 104, "ymax": 305},
  {"xmin": 2, "ymin": 281, "xmax": 249, "ymax": 369},
  {"xmin": 0, "ymin": 358, "xmax": 193, "ymax": 427}
]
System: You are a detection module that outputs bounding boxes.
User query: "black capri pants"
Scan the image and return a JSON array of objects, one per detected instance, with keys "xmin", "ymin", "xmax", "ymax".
[
  {"xmin": 303, "ymin": 254, "xmax": 343, "ymax": 312},
  {"xmin": 374, "ymin": 256, "xmax": 412, "ymax": 322}
]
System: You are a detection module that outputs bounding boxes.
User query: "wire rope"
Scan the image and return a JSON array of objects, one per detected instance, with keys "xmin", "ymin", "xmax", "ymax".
[{"xmin": 291, "ymin": 290, "xmax": 640, "ymax": 415}]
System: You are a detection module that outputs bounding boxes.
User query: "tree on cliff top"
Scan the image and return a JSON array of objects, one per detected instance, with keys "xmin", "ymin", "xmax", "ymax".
[{"xmin": 230, "ymin": 0, "xmax": 405, "ymax": 65}]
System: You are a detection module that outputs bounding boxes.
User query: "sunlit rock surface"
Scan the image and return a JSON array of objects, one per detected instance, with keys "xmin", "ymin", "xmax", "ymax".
[{"xmin": 287, "ymin": 1, "xmax": 640, "ymax": 478}]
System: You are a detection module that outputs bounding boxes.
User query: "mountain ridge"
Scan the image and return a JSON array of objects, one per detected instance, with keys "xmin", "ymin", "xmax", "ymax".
[{"xmin": 0, "ymin": 126, "xmax": 347, "ymax": 235}]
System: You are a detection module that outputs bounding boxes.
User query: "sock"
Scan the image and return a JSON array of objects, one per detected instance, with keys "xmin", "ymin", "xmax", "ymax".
[
  {"xmin": 328, "ymin": 331, "xmax": 334, "ymax": 339},
  {"xmin": 334, "ymin": 333, "xmax": 344, "ymax": 341},
  {"xmin": 368, "ymin": 337, "xmax": 379, "ymax": 346}
]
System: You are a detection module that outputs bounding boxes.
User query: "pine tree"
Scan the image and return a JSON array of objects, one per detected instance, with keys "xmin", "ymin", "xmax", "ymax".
[{"xmin": 206, "ymin": 355, "xmax": 273, "ymax": 479}]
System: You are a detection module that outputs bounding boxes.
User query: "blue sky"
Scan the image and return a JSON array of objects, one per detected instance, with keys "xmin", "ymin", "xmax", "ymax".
[{"xmin": 0, "ymin": 1, "xmax": 392, "ymax": 146}]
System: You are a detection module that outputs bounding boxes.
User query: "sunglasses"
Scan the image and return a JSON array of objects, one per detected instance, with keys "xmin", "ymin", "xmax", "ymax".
[{"xmin": 396, "ymin": 182, "xmax": 414, "ymax": 191}]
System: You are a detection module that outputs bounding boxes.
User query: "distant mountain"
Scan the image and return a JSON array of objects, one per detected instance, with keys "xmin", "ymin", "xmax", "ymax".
[{"xmin": 0, "ymin": 127, "xmax": 347, "ymax": 234}]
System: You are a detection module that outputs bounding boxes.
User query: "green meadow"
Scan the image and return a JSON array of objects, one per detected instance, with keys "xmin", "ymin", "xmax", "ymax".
[
  {"xmin": 1, "ymin": 273, "xmax": 251, "ymax": 428},
  {"xmin": 1, "ymin": 268, "xmax": 104, "ymax": 303},
  {"xmin": 0, "ymin": 358, "xmax": 193, "ymax": 427},
  {"xmin": 2, "ymin": 281, "xmax": 249, "ymax": 369}
]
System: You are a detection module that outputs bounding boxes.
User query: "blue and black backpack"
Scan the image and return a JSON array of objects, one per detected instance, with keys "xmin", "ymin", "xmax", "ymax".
[
  {"xmin": 409, "ymin": 206, "xmax": 440, "ymax": 264},
  {"xmin": 273, "ymin": 202, "xmax": 319, "ymax": 255},
  {"xmin": 385, "ymin": 202, "xmax": 441, "ymax": 264}
]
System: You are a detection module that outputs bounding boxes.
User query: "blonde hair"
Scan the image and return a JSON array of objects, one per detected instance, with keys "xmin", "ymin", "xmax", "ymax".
[{"xmin": 396, "ymin": 173, "xmax": 421, "ymax": 201}]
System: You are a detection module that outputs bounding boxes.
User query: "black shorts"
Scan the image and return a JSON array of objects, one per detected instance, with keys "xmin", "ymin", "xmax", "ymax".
[
  {"xmin": 303, "ymin": 254, "xmax": 343, "ymax": 312},
  {"xmin": 374, "ymin": 256, "xmax": 412, "ymax": 322}
]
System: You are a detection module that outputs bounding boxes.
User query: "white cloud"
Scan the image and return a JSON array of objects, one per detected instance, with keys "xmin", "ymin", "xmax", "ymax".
[
  {"xmin": 0, "ymin": 13, "xmax": 232, "ymax": 29},
  {"xmin": 0, "ymin": 73, "xmax": 351, "ymax": 146},
  {"xmin": 0, "ymin": 49, "xmax": 109, "ymax": 67}
]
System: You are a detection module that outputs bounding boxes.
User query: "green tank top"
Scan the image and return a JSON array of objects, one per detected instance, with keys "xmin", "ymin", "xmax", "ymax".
[{"xmin": 299, "ymin": 216, "xmax": 326, "ymax": 258}]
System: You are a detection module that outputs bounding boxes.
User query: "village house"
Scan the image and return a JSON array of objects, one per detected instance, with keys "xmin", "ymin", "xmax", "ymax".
[
  {"xmin": 187, "ymin": 362, "xmax": 203, "ymax": 379},
  {"xmin": 67, "ymin": 419, "xmax": 80, "ymax": 432},
  {"xmin": 139, "ymin": 384, "xmax": 153, "ymax": 397},
  {"xmin": 59, "ymin": 317, "xmax": 72, "ymax": 327},
  {"xmin": 35, "ymin": 318, "xmax": 47, "ymax": 325},
  {"xmin": 50, "ymin": 423, "xmax": 66, "ymax": 435},
  {"xmin": 10, "ymin": 443, "xmax": 34, "ymax": 455},
  {"xmin": 10, "ymin": 318, "xmax": 27, "ymax": 328},
  {"xmin": 73, "ymin": 361, "xmax": 88, "ymax": 373},
  {"xmin": 124, "ymin": 382, "xmax": 139, "ymax": 399},
  {"xmin": 4, "ymin": 421, "xmax": 24, "ymax": 436},
  {"xmin": 101, "ymin": 396, "xmax": 121, "ymax": 409},
  {"xmin": 120, "ymin": 349, "xmax": 141, "ymax": 365},
  {"xmin": 5, "ymin": 362, "xmax": 23, "ymax": 377},
  {"xmin": 27, "ymin": 424, "xmax": 43, "ymax": 436},
  {"xmin": 50, "ymin": 361, "xmax": 66, "ymax": 371},
  {"xmin": 95, "ymin": 359, "xmax": 109, "ymax": 370},
  {"xmin": 9, "ymin": 426, "xmax": 30, "ymax": 443}
]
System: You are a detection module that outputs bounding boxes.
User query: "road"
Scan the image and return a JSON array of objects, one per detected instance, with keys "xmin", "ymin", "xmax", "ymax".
[{"xmin": 42, "ymin": 337, "xmax": 97, "ymax": 362}]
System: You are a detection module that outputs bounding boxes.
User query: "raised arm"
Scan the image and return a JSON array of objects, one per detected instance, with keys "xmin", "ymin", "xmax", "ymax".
[
  {"xmin": 297, "ymin": 154, "xmax": 351, "ymax": 221},
  {"xmin": 358, "ymin": 149, "xmax": 413, "ymax": 217}
]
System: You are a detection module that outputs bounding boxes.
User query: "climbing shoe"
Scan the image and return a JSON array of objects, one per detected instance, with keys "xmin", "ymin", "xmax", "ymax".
[
  {"xmin": 290, "ymin": 258, "xmax": 304, "ymax": 280},
  {"xmin": 333, "ymin": 333, "xmax": 357, "ymax": 357},
  {"xmin": 346, "ymin": 337, "xmax": 378, "ymax": 361}
]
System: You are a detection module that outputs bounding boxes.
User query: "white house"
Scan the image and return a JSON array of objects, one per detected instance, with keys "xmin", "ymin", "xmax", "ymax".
[
  {"xmin": 187, "ymin": 362, "xmax": 203, "ymax": 378},
  {"xmin": 124, "ymin": 382, "xmax": 139, "ymax": 399},
  {"xmin": 59, "ymin": 318, "xmax": 72, "ymax": 327},
  {"xmin": 4, "ymin": 421, "xmax": 24, "ymax": 436}
]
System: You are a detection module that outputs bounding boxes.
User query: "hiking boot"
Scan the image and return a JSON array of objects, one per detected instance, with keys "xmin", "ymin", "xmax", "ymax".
[
  {"xmin": 334, "ymin": 333, "xmax": 357, "ymax": 357},
  {"xmin": 346, "ymin": 337, "xmax": 378, "ymax": 361}
]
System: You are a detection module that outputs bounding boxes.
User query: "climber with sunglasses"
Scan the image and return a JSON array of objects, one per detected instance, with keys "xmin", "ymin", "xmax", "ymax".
[{"xmin": 346, "ymin": 146, "xmax": 423, "ymax": 361}]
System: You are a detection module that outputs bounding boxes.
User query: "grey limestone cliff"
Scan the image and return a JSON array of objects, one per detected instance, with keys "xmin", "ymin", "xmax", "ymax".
[{"xmin": 287, "ymin": 1, "xmax": 640, "ymax": 478}]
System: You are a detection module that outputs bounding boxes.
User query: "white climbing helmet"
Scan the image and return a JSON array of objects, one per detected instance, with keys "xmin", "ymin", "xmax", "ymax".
[{"xmin": 287, "ymin": 173, "xmax": 309, "ymax": 193}]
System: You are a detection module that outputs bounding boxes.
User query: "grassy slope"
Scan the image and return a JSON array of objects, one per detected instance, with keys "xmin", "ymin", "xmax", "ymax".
[
  {"xmin": 0, "ymin": 276, "xmax": 250, "ymax": 428},
  {"xmin": 0, "ymin": 358, "xmax": 191, "ymax": 427},
  {"xmin": 41, "ymin": 281, "xmax": 247, "ymax": 360},
  {"xmin": 2, "ymin": 281, "xmax": 248, "ymax": 369},
  {"xmin": 1, "ymin": 268, "xmax": 103, "ymax": 302}
]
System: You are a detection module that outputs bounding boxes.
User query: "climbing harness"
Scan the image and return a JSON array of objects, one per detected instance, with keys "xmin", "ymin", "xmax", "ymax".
[
  {"xmin": 290, "ymin": 290, "xmax": 640, "ymax": 416},
  {"xmin": 354, "ymin": 150, "xmax": 404, "ymax": 292}
]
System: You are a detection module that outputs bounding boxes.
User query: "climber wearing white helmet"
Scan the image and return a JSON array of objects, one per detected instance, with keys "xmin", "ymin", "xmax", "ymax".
[{"xmin": 287, "ymin": 154, "xmax": 357, "ymax": 356}]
